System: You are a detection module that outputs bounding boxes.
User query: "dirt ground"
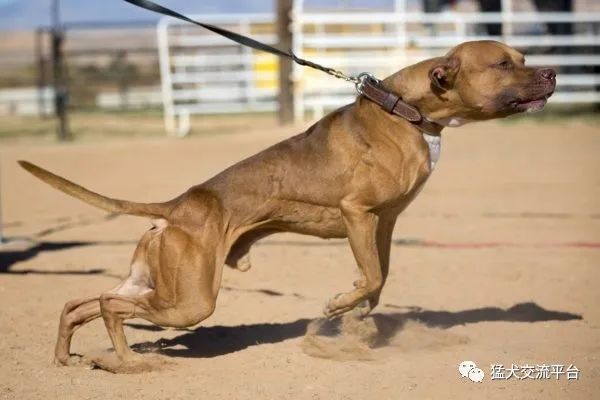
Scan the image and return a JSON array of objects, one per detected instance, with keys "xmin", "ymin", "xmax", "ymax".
[{"xmin": 0, "ymin": 117, "xmax": 599, "ymax": 399}]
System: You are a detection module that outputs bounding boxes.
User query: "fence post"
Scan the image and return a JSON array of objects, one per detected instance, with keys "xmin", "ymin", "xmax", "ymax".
[
  {"xmin": 51, "ymin": 0, "xmax": 71, "ymax": 141},
  {"xmin": 51, "ymin": 28, "xmax": 71, "ymax": 141},
  {"xmin": 501, "ymin": 0, "xmax": 513, "ymax": 38},
  {"xmin": 277, "ymin": 0, "xmax": 294, "ymax": 125},
  {"xmin": 35, "ymin": 28, "xmax": 47, "ymax": 118}
]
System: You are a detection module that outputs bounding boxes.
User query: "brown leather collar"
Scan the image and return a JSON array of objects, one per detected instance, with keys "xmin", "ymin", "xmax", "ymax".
[{"xmin": 359, "ymin": 76, "xmax": 443, "ymax": 136}]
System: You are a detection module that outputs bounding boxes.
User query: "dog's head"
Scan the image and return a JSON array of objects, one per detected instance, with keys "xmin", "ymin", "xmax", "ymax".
[{"xmin": 388, "ymin": 40, "xmax": 556, "ymax": 125}]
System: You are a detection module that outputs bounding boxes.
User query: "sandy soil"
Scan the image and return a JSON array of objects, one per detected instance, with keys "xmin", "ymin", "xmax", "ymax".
[{"xmin": 0, "ymin": 119, "xmax": 599, "ymax": 399}]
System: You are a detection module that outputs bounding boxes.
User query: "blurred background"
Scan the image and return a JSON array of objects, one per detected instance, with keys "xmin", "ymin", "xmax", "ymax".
[{"xmin": 0, "ymin": 0, "xmax": 598, "ymax": 140}]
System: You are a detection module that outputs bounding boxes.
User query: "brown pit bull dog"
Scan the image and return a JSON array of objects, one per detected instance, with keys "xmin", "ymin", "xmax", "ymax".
[{"xmin": 20, "ymin": 40, "xmax": 555, "ymax": 369}]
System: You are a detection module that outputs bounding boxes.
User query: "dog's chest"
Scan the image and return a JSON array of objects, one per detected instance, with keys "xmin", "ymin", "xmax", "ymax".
[
  {"xmin": 422, "ymin": 133, "xmax": 441, "ymax": 171},
  {"xmin": 398, "ymin": 133, "xmax": 441, "ymax": 202}
]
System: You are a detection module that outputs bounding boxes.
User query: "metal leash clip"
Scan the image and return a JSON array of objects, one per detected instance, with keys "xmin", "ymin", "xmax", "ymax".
[{"xmin": 355, "ymin": 72, "xmax": 381, "ymax": 95}]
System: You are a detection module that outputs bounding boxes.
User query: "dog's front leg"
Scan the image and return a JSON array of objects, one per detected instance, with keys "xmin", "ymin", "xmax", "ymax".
[{"xmin": 324, "ymin": 201, "xmax": 383, "ymax": 319}]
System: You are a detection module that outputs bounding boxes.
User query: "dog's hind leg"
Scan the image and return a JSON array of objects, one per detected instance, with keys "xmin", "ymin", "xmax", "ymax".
[
  {"xmin": 97, "ymin": 225, "xmax": 221, "ymax": 368},
  {"xmin": 54, "ymin": 228, "xmax": 157, "ymax": 366},
  {"xmin": 54, "ymin": 296, "xmax": 101, "ymax": 365},
  {"xmin": 54, "ymin": 270, "xmax": 155, "ymax": 366}
]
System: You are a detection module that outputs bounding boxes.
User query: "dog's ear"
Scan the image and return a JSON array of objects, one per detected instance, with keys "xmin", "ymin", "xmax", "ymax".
[{"xmin": 429, "ymin": 57, "xmax": 460, "ymax": 91}]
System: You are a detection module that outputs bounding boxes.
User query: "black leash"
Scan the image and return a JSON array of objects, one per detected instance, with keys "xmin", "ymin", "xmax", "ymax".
[{"xmin": 123, "ymin": 0, "xmax": 361, "ymax": 85}]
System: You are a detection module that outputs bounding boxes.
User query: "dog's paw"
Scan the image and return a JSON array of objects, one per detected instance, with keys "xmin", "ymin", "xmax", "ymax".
[
  {"xmin": 53, "ymin": 353, "xmax": 87, "ymax": 367},
  {"xmin": 324, "ymin": 291, "xmax": 377, "ymax": 319},
  {"xmin": 353, "ymin": 277, "xmax": 367, "ymax": 288},
  {"xmin": 352, "ymin": 300, "xmax": 375, "ymax": 319},
  {"xmin": 324, "ymin": 292, "xmax": 361, "ymax": 319},
  {"xmin": 90, "ymin": 352, "xmax": 172, "ymax": 374}
]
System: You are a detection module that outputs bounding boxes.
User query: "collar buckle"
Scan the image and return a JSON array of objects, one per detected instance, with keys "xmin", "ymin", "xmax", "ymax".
[{"xmin": 355, "ymin": 72, "xmax": 381, "ymax": 95}]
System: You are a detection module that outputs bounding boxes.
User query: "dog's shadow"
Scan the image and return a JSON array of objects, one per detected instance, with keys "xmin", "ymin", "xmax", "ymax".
[
  {"xmin": 0, "ymin": 239, "xmax": 134, "ymax": 275},
  {"xmin": 129, "ymin": 302, "xmax": 581, "ymax": 359},
  {"xmin": 0, "ymin": 241, "xmax": 102, "ymax": 274}
]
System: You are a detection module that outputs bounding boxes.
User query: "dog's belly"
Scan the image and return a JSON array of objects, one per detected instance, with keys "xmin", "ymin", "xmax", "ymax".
[{"xmin": 268, "ymin": 201, "xmax": 346, "ymax": 238}]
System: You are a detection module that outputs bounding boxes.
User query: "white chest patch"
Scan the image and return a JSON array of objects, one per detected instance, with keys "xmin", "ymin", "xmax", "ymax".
[{"xmin": 422, "ymin": 133, "xmax": 441, "ymax": 171}]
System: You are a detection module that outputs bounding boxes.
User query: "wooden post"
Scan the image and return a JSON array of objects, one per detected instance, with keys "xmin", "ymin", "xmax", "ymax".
[
  {"xmin": 35, "ymin": 28, "xmax": 46, "ymax": 118},
  {"xmin": 277, "ymin": 0, "xmax": 294, "ymax": 125},
  {"xmin": 51, "ymin": 0, "xmax": 71, "ymax": 141},
  {"xmin": 52, "ymin": 28, "xmax": 71, "ymax": 141}
]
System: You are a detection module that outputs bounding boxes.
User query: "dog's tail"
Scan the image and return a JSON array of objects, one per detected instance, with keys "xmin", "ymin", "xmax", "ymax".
[{"xmin": 18, "ymin": 161, "xmax": 172, "ymax": 218}]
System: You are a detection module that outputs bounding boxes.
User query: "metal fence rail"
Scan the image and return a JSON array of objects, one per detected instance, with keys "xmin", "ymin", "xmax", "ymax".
[{"xmin": 158, "ymin": 6, "xmax": 600, "ymax": 134}]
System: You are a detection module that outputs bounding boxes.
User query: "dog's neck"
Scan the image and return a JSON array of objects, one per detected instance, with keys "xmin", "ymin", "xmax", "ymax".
[
  {"xmin": 382, "ymin": 59, "xmax": 471, "ymax": 131},
  {"xmin": 377, "ymin": 64, "xmax": 447, "ymax": 170},
  {"xmin": 360, "ymin": 77, "xmax": 444, "ymax": 137}
]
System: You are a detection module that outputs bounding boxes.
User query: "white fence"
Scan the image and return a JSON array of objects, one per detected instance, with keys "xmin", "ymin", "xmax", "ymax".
[
  {"xmin": 157, "ymin": 14, "xmax": 278, "ymax": 136},
  {"xmin": 158, "ymin": 4, "xmax": 600, "ymax": 135},
  {"xmin": 0, "ymin": 87, "xmax": 54, "ymax": 116},
  {"xmin": 95, "ymin": 86, "xmax": 163, "ymax": 110}
]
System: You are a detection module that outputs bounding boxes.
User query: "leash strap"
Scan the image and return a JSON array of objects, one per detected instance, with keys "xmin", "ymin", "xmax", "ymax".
[{"xmin": 122, "ymin": 0, "xmax": 443, "ymax": 135}]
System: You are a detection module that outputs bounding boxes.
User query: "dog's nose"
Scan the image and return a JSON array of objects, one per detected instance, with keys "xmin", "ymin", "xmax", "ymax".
[{"xmin": 538, "ymin": 68, "xmax": 556, "ymax": 81}]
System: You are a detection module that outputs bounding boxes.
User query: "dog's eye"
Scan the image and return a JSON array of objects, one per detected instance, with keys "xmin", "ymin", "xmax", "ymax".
[{"xmin": 495, "ymin": 60, "xmax": 513, "ymax": 70}]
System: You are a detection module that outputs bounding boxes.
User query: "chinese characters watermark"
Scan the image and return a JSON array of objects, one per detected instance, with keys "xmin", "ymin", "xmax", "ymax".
[
  {"xmin": 459, "ymin": 361, "xmax": 581, "ymax": 383},
  {"xmin": 490, "ymin": 363, "xmax": 580, "ymax": 380}
]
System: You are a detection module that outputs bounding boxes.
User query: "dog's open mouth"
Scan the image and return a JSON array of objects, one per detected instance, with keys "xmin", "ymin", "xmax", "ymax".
[{"xmin": 513, "ymin": 91, "xmax": 553, "ymax": 113}]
